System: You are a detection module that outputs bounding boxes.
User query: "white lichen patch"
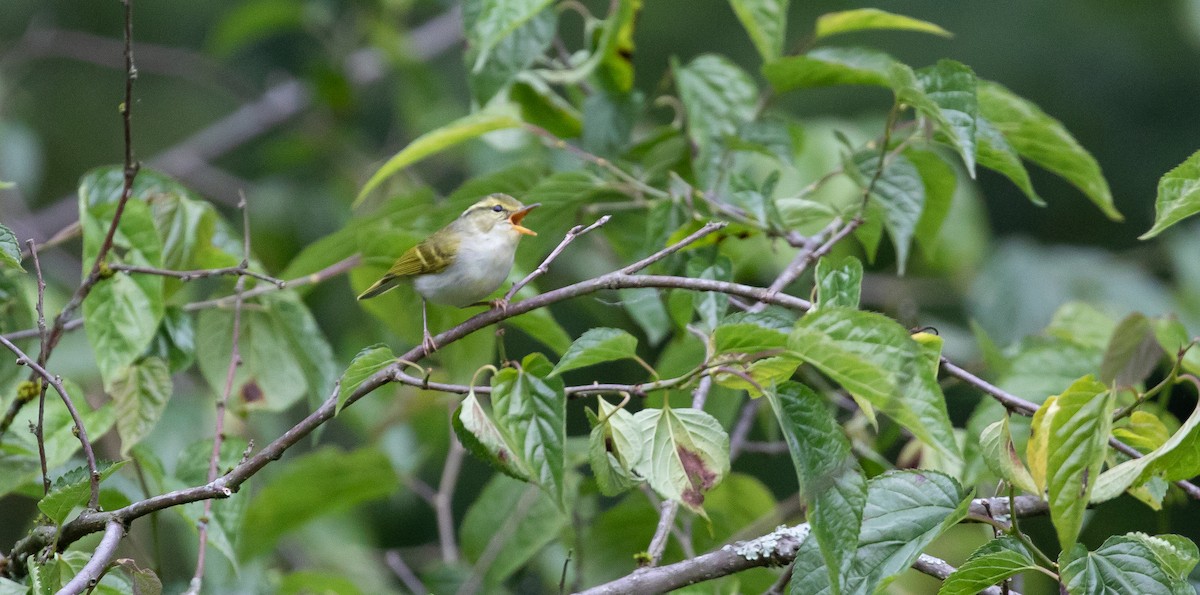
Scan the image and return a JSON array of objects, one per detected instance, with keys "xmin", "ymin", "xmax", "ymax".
[{"xmin": 722, "ymin": 523, "xmax": 811, "ymax": 561}]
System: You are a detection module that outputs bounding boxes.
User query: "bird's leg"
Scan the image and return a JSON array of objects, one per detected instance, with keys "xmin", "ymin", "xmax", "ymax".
[
  {"xmin": 469, "ymin": 298, "xmax": 509, "ymax": 314},
  {"xmin": 421, "ymin": 300, "xmax": 438, "ymax": 353}
]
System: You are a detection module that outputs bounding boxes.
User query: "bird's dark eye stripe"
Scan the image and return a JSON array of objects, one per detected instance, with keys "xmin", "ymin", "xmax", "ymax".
[{"xmin": 492, "ymin": 205, "xmax": 504, "ymax": 212}]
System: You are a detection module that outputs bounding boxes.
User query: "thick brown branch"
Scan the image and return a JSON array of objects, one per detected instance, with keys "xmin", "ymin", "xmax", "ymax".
[{"xmin": 59, "ymin": 520, "xmax": 125, "ymax": 595}]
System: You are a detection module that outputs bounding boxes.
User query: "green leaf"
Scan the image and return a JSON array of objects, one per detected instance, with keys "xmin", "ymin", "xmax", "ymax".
[
  {"xmin": 510, "ymin": 79, "xmax": 581, "ymax": 138},
  {"xmin": 916, "ymin": 59, "xmax": 978, "ymax": 176},
  {"xmin": 114, "ymin": 558, "xmax": 163, "ymax": 595},
  {"xmin": 789, "ymin": 307, "xmax": 961, "ymax": 463},
  {"xmin": 1140, "ymin": 149, "xmax": 1200, "ymax": 239},
  {"xmin": 551, "ymin": 328, "xmax": 640, "ymax": 376},
  {"xmin": 0, "ymin": 270, "xmax": 33, "ymax": 400},
  {"xmin": 1036, "ymin": 376, "xmax": 1114, "ymax": 551},
  {"xmin": 938, "ymin": 536, "xmax": 1037, "ymax": 595},
  {"xmin": 1099, "ymin": 313, "xmax": 1162, "ymax": 388},
  {"xmin": 909, "ymin": 149, "xmax": 958, "ymax": 255},
  {"xmin": 492, "ymin": 353, "xmax": 567, "ymax": 504},
  {"xmin": 37, "ymin": 461, "xmax": 125, "ymax": 525},
  {"xmin": 1093, "ymin": 393, "xmax": 1200, "ymax": 503},
  {"xmin": 696, "ymin": 255, "xmax": 729, "ymax": 333},
  {"xmin": 582, "ymin": 90, "xmax": 644, "ymax": 157},
  {"xmin": 764, "ymin": 46, "xmax": 900, "ymax": 92},
  {"xmin": 465, "ymin": 0, "xmax": 556, "ymax": 72},
  {"xmin": 43, "ymin": 383, "xmax": 116, "ymax": 471},
  {"xmin": 714, "ymin": 322, "xmax": 788, "ymax": 354},
  {"xmin": 1112, "ymin": 411, "xmax": 1170, "ymax": 454},
  {"xmin": 505, "ymin": 289, "xmax": 573, "ymax": 355},
  {"xmin": 459, "ymin": 474, "xmax": 567, "ymax": 586},
  {"xmin": 0, "ymin": 382, "xmax": 116, "ymax": 499},
  {"xmin": 789, "ymin": 470, "xmax": 970, "ymax": 594},
  {"xmin": 208, "ymin": 0, "xmax": 304, "ymax": 56},
  {"xmin": 619, "ymin": 287, "xmax": 671, "ymax": 347},
  {"xmin": 277, "ymin": 572, "xmax": 362, "ymax": 595},
  {"xmin": 147, "ymin": 307, "xmax": 196, "ymax": 373},
  {"xmin": 815, "ymin": 255, "xmax": 862, "ymax": 310},
  {"xmin": 355, "ymin": 112, "xmax": 522, "ymax": 206},
  {"xmin": 1152, "ymin": 318, "xmax": 1200, "ymax": 376},
  {"xmin": 453, "ymin": 388, "xmax": 531, "ymax": 481},
  {"xmin": 196, "ymin": 292, "xmax": 335, "ymax": 412},
  {"xmin": 633, "ymin": 406, "xmax": 730, "ymax": 517},
  {"xmin": 592, "ymin": 0, "xmax": 642, "ymax": 94},
  {"xmin": 729, "ymin": 0, "xmax": 789, "ymax": 61},
  {"xmin": 111, "ymin": 356, "xmax": 172, "ymax": 457},
  {"xmin": 78, "ymin": 173, "xmax": 165, "ymax": 387},
  {"xmin": 975, "ymin": 116, "xmax": 1044, "ymax": 206},
  {"xmin": 813, "ymin": 8, "xmax": 951, "ymax": 40},
  {"xmin": 239, "ymin": 447, "xmax": 398, "ymax": 558},
  {"xmin": 513, "ymin": 171, "xmax": 615, "ymax": 272},
  {"xmin": 174, "ymin": 437, "xmax": 248, "ymax": 571},
  {"xmin": 466, "ymin": 8, "xmax": 556, "ymax": 104},
  {"xmin": 336, "ymin": 344, "xmax": 395, "ymax": 414},
  {"xmin": 0, "ymin": 222, "xmax": 23, "ymax": 271},
  {"xmin": 849, "ymin": 150, "xmax": 924, "ymax": 274},
  {"xmin": 0, "ymin": 577, "xmax": 28, "ymax": 595},
  {"xmin": 1127, "ymin": 532, "xmax": 1200, "ymax": 580},
  {"xmin": 274, "ymin": 293, "xmax": 338, "ymax": 407},
  {"xmin": 978, "ymin": 81, "xmax": 1121, "ymax": 221},
  {"xmin": 587, "ymin": 396, "xmax": 645, "ymax": 496},
  {"xmin": 769, "ymin": 382, "xmax": 866, "ymax": 592},
  {"xmin": 1046, "ymin": 301, "xmax": 1118, "ymax": 350},
  {"xmin": 1060, "ymin": 534, "xmax": 1195, "ymax": 595},
  {"xmin": 674, "ymin": 54, "xmax": 758, "ymax": 187},
  {"xmin": 28, "ymin": 553, "xmax": 62, "ymax": 594},
  {"xmin": 979, "ymin": 417, "xmax": 1039, "ymax": 495},
  {"xmin": 713, "ymin": 356, "xmax": 803, "ymax": 397}
]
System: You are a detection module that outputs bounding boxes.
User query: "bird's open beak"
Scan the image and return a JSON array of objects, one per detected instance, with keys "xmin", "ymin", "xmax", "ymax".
[{"xmin": 509, "ymin": 203, "xmax": 540, "ymax": 236}]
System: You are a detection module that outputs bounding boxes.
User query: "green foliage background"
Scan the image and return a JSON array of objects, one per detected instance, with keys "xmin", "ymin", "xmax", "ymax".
[{"xmin": 2, "ymin": 0, "xmax": 1200, "ymax": 594}]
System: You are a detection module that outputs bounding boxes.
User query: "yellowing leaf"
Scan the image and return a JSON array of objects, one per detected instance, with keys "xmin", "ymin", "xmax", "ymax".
[
  {"xmin": 355, "ymin": 112, "xmax": 522, "ymax": 206},
  {"xmin": 814, "ymin": 8, "xmax": 951, "ymax": 40}
]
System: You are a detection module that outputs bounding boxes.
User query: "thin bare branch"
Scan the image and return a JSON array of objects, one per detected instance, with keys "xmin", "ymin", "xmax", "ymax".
[
  {"xmin": 183, "ymin": 253, "xmax": 361, "ymax": 311},
  {"xmin": 59, "ymin": 520, "xmax": 125, "ymax": 595},
  {"xmin": 523, "ymin": 124, "xmax": 669, "ymax": 200},
  {"xmin": 384, "ymin": 550, "xmax": 429, "ymax": 595},
  {"xmin": 109, "ymin": 263, "xmax": 284, "ymax": 288},
  {"xmin": 185, "ymin": 197, "xmax": 252, "ymax": 595},
  {"xmin": 27, "ymin": 239, "xmax": 51, "ymax": 494},
  {"xmin": 0, "ymin": 334, "xmax": 101, "ymax": 508},
  {"xmin": 457, "ymin": 485, "xmax": 541, "ymax": 595},
  {"xmin": 436, "ymin": 438, "xmax": 466, "ymax": 565},
  {"xmin": 622, "ymin": 222, "xmax": 726, "ymax": 274},
  {"xmin": 727, "ymin": 398, "xmax": 761, "ymax": 461},
  {"xmin": 645, "ymin": 499, "xmax": 679, "ymax": 568},
  {"xmin": 503, "ymin": 215, "xmax": 611, "ymax": 303}
]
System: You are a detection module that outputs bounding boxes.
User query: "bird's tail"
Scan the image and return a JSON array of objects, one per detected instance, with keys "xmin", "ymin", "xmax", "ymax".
[{"xmin": 357, "ymin": 275, "xmax": 400, "ymax": 300}]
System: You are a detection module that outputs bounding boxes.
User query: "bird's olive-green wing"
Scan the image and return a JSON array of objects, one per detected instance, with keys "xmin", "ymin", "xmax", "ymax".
[{"xmin": 385, "ymin": 227, "xmax": 460, "ymax": 277}]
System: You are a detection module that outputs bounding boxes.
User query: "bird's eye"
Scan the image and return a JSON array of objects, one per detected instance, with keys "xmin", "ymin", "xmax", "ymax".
[{"xmin": 492, "ymin": 205, "xmax": 504, "ymax": 213}]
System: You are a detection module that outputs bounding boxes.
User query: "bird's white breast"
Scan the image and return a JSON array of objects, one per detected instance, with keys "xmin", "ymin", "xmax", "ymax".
[{"xmin": 412, "ymin": 226, "xmax": 520, "ymax": 307}]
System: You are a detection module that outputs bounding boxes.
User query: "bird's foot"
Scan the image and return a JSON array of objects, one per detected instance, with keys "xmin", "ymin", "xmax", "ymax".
[
  {"xmin": 421, "ymin": 331, "xmax": 438, "ymax": 354},
  {"xmin": 470, "ymin": 298, "xmax": 509, "ymax": 314},
  {"xmin": 489, "ymin": 298, "xmax": 509, "ymax": 314}
]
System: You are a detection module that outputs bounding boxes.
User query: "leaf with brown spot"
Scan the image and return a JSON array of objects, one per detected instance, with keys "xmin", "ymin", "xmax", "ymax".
[
  {"xmin": 240, "ymin": 381, "xmax": 263, "ymax": 404},
  {"xmin": 633, "ymin": 406, "xmax": 730, "ymax": 518}
]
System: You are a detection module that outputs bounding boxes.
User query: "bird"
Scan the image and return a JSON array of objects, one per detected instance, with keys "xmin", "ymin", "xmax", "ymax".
[{"xmin": 357, "ymin": 193, "xmax": 539, "ymax": 352}]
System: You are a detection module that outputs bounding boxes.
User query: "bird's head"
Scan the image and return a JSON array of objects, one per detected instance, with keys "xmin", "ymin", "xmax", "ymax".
[{"xmin": 459, "ymin": 193, "xmax": 539, "ymax": 236}]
